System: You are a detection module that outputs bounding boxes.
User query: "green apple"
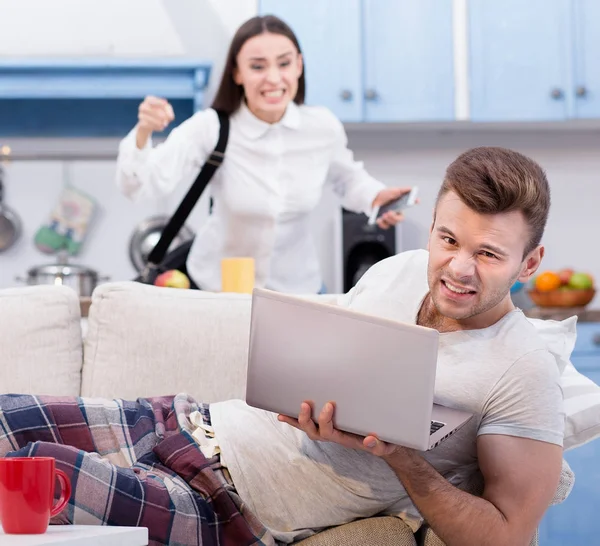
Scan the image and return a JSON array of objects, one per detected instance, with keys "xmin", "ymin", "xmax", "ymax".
[
  {"xmin": 567, "ymin": 272, "xmax": 594, "ymax": 290},
  {"xmin": 154, "ymin": 269, "xmax": 191, "ymax": 289}
]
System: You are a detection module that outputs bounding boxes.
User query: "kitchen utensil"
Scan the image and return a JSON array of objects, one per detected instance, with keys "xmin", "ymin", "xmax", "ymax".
[
  {"xmin": 34, "ymin": 184, "xmax": 96, "ymax": 256},
  {"xmin": 0, "ymin": 164, "xmax": 22, "ymax": 252},
  {"xmin": 129, "ymin": 215, "xmax": 194, "ymax": 273},
  {"xmin": 17, "ymin": 258, "xmax": 109, "ymax": 298}
]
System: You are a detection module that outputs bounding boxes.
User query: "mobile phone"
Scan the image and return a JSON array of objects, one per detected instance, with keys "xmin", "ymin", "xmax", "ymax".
[{"xmin": 368, "ymin": 186, "xmax": 418, "ymax": 225}]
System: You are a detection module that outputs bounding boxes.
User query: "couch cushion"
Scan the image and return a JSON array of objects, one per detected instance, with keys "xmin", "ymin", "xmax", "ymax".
[
  {"xmin": 294, "ymin": 517, "xmax": 416, "ymax": 546},
  {"xmin": 82, "ymin": 282, "xmax": 339, "ymax": 402},
  {"xmin": 82, "ymin": 282, "xmax": 254, "ymax": 401},
  {"xmin": 0, "ymin": 285, "xmax": 82, "ymax": 395}
]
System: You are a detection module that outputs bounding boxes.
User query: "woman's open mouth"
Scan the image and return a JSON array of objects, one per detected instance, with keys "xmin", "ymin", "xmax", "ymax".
[{"xmin": 261, "ymin": 89, "xmax": 285, "ymax": 99}]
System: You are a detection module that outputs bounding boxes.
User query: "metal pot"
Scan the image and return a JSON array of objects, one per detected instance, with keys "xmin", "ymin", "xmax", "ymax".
[
  {"xmin": 128, "ymin": 215, "xmax": 195, "ymax": 273},
  {"xmin": 19, "ymin": 263, "xmax": 109, "ymax": 297}
]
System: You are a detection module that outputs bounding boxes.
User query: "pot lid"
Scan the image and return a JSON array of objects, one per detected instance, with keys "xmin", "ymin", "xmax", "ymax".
[{"xmin": 27, "ymin": 263, "xmax": 99, "ymax": 276}]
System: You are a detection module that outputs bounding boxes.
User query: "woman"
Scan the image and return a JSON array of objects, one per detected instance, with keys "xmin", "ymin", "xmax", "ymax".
[{"xmin": 116, "ymin": 15, "xmax": 413, "ymax": 294}]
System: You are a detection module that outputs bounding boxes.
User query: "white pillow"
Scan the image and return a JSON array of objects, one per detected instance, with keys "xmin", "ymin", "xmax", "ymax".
[
  {"xmin": 527, "ymin": 316, "xmax": 577, "ymax": 375},
  {"xmin": 561, "ymin": 362, "xmax": 600, "ymax": 450},
  {"xmin": 528, "ymin": 315, "xmax": 600, "ymax": 450}
]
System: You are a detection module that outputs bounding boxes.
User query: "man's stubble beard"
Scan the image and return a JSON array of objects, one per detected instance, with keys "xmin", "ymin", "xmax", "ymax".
[{"xmin": 427, "ymin": 267, "xmax": 521, "ymax": 322}]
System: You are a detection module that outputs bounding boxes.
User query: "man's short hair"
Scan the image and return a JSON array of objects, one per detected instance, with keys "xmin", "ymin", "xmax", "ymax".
[{"xmin": 436, "ymin": 147, "xmax": 551, "ymax": 256}]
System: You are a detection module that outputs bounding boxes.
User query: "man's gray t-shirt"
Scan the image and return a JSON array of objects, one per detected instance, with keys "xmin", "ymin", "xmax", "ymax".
[{"xmin": 210, "ymin": 249, "xmax": 565, "ymax": 544}]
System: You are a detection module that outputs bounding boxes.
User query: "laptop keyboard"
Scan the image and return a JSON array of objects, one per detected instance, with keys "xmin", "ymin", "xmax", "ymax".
[{"xmin": 430, "ymin": 420, "xmax": 445, "ymax": 435}]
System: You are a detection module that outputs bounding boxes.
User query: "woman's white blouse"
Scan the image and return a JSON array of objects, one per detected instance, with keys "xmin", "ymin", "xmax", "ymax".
[{"xmin": 116, "ymin": 102, "xmax": 385, "ymax": 293}]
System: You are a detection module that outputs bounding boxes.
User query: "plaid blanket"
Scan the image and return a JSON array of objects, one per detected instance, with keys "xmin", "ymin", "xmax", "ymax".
[{"xmin": 0, "ymin": 393, "xmax": 274, "ymax": 546}]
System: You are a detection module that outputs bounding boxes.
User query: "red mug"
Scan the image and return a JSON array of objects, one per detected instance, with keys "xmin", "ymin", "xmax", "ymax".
[{"xmin": 0, "ymin": 457, "xmax": 71, "ymax": 534}]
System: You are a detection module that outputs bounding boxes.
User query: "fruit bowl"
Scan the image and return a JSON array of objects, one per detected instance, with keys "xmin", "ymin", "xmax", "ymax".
[{"xmin": 528, "ymin": 289, "xmax": 596, "ymax": 308}]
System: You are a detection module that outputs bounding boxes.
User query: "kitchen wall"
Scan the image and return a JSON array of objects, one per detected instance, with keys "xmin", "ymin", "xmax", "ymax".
[
  {"xmin": 0, "ymin": 0, "xmax": 186, "ymax": 56},
  {"xmin": 1, "ymin": 1, "xmax": 599, "ymax": 302}
]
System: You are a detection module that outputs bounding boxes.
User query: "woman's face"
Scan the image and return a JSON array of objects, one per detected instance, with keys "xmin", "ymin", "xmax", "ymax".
[{"xmin": 234, "ymin": 32, "xmax": 303, "ymax": 123}]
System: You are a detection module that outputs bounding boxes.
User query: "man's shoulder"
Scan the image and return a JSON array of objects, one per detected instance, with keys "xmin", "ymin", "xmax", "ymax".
[
  {"xmin": 362, "ymin": 248, "xmax": 429, "ymax": 283},
  {"xmin": 483, "ymin": 311, "xmax": 562, "ymax": 379},
  {"xmin": 338, "ymin": 249, "xmax": 429, "ymax": 313},
  {"xmin": 499, "ymin": 311, "xmax": 552, "ymax": 351}
]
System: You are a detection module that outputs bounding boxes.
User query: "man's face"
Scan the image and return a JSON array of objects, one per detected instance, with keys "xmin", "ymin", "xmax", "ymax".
[{"xmin": 427, "ymin": 191, "xmax": 542, "ymax": 328}]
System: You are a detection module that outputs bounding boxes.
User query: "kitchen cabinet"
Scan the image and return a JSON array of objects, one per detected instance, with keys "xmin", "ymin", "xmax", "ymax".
[
  {"xmin": 259, "ymin": 0, "xmax": 455, "ymax": 123},
  {"xmin": 539, "ymin": 322, "xmax": 600, "ymax": 546},
  {"xmin": 0, "ymin": 59, "xmax": 212, "ymax": 137},
  {"xmin": 362, "ymin": 0, "xmax": 454, "ymax": 122},
  {"xmin": 572, "ymin": 0, "xmax": 600, "ymax": 119},
  {"xmin": 469, "ymin": 0, "xmax": 600, "ymax": 122},
  {"xmin": 469, "ymin": 0, "xmax": 571, "ymax": 122},
  {"xmin": 258, "ymin": 0, "xmax": 363, "ymax": 122}
]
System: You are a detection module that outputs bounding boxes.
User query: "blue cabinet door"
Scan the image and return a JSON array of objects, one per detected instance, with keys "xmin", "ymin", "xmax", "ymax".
[
  {"xmin": 539, "ymin": 339, "xmax": 600, "ymax": 546},
  {"xmin": 573, "ymin": 0, "xmax": 600, "ymax": 119},
  {"xmin": 258, "ymin": 0, "xmax": 363, "ymax": 122},
  {"xmin": 539, "ymin": 365, "xmax": 600, "ymax": 546},
  {"xmin": 362, "ymin": 0, "xmax": 454, "ymax": 122},
  {"xmin": 540, "ymin": 441, "xmax": 600, "ymax": 546},
  {"xmin": 570, "ymin": 323, "xmax": 600, "ymax": 353},
  {"xmin": 469, "ymin": 0, "xmax": 571, "ymax": 121}
]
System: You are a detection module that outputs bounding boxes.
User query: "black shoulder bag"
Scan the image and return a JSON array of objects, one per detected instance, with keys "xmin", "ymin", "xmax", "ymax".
[{"xmin": 137, "ymin": 110, "xmax": 230, "ymax": 285}]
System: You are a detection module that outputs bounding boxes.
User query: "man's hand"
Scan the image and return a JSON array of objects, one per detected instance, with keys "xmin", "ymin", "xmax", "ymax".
[
  {"xmin": 278, "ymin": 401, "xmax": 408, "ymax": 458},
  {"xmin": 371, "ymin": 187, "xmax": 416, "ymax": 229},
  {"xmin": 279, "ymin": 401, "xmax": 562, "ymax": 546}
]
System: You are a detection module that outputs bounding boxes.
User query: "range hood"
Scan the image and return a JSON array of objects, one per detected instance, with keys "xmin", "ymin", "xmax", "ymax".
[{"xmin": 0, "ymin": 59, "xmax": 212, "ymax": 137}]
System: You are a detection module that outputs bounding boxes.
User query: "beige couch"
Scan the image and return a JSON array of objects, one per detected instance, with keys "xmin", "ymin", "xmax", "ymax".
[{"xmin": 0, "ymin": 281, "xmax": 573, "ymax": 546}]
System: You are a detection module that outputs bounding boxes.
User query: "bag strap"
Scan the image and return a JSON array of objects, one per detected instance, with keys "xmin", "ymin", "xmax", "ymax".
[{"xmin": 146, "ymin": 110, "xmax": 230, "ymax": 268}]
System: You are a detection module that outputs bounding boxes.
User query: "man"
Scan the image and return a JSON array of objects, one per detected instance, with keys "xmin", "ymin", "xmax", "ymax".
[
  {"xmin": 209, "ymin": 146, "xmax": 563, "ymax": 546},
  {"xmin": 0, "ymin": 147, "xmax": 563, "ymax": 546}
]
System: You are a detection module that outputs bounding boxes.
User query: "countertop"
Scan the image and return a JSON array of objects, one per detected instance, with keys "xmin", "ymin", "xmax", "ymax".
[{"xmin": 524, "ymin": 307, "xmax": 600, "ymax": 323}]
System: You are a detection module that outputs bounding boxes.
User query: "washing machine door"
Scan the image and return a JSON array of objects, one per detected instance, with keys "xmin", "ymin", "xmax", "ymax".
[{"xmin": 342, "ymin": 210, "xmax": 397, "ymax": 292}]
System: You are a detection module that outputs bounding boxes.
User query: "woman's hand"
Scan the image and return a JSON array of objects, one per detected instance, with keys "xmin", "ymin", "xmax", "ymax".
[
  {"xmin": 372, "ymin": 187, "xmax": 417, "ymax": 229},
  {"xmin": 136, "ymin": 96, "xmax": 175, "ymax": 149}
]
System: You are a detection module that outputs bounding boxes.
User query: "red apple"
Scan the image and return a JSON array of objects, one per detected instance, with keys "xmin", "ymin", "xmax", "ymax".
[
  {"xmin": 558, "ymin": 268, "xmax": 574, "ymax": 285},
  {"xmin": 154, "ymin": 269, "xmax": 191, "ymax": 289}
]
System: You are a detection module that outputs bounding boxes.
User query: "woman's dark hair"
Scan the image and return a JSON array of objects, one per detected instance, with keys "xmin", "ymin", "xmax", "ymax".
[{"xmin": 211, "ymin": 15, "xmax": 305, "ymax": 115}]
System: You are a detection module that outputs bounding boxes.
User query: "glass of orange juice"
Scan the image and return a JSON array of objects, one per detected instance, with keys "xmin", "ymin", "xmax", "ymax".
[{"xmin": 221, "ymin": 257, "xmax": 255, "ymax": 293}]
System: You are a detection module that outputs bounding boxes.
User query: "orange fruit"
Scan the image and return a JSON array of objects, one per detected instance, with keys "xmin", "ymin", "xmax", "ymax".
[{"xmin": 535, "ymin": 271, "xmax": 562, "ymax": 292}]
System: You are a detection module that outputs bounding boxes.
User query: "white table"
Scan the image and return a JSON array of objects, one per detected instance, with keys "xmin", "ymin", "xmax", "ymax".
[{"xmin": 0, "ymin": 525, "xmax": 148, "ymax": 545}]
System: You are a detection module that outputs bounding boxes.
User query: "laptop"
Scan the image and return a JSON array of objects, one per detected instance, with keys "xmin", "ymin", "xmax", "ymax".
[{"xmin": 246, "ymin": 288, "xmax": 473, "ymax": 451}]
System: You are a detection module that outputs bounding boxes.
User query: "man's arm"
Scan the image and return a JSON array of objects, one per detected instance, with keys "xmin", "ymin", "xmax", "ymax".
[
  {"xmin": 383, "ymin": 434, "xmax": 562, "ymax": 546},
  {"xmin": 279, "ymin": 402, "xmax": 563, "ymax": 546}
]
